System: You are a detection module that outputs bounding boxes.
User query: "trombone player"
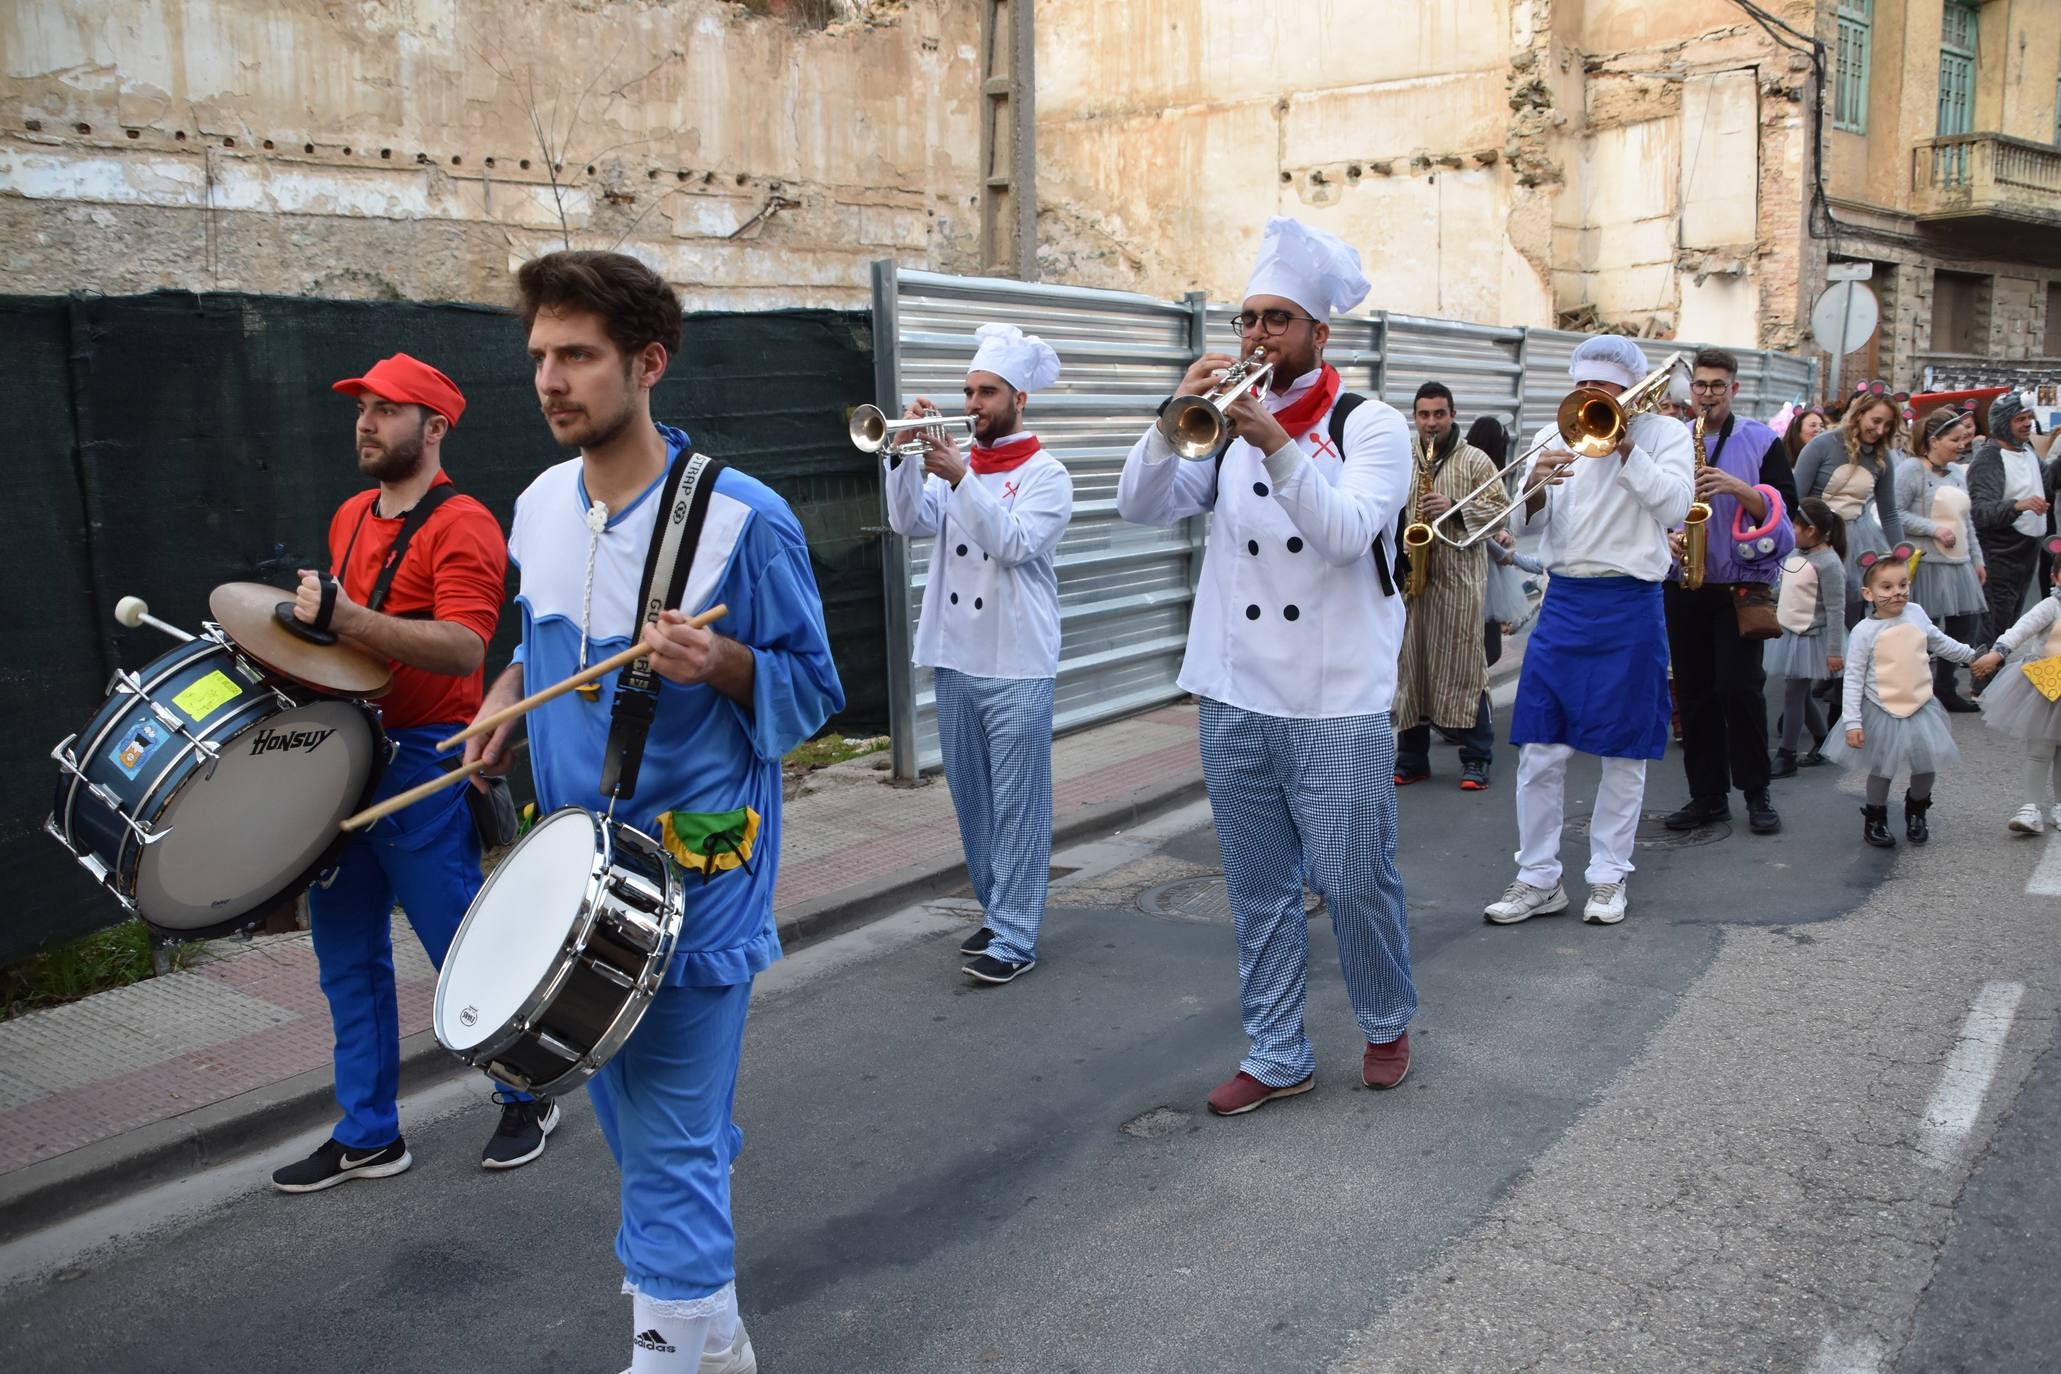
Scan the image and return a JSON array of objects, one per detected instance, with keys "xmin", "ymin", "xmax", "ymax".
[
  {"xmin": 1393, "ymin": 382, "xmax": 1509, "ymax": 791},
  {"xmin": 884, "ymin": 322, "xmax": 1071, "ymax": 985},
  {"xmin": 1482, "ymin": 336, "xmax": 1693, "ymax": 929}
]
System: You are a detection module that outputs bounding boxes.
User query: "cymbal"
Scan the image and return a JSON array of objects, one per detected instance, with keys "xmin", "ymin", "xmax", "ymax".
[{"xmin": 208, "ymin": 582, "xmax": 392, "ymax": 698}]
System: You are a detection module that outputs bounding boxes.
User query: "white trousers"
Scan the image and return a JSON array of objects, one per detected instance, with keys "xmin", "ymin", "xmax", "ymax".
[{"xmin": 1514, "ymin": 743, "xmax": 1647, "ymax": 888}]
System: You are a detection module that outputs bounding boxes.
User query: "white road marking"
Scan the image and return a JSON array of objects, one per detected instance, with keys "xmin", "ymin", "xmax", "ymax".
[
  {"xmin": 2026, "ymin": 833, "xmax": 2061, "ymax": 896},
  {"xmin": 1917, "ymin": 981, "xmax": 2025, "ymax": 1169},
  {"xmin": 1806, "ymin": 1332, "xmax": 1884, "ymax": 1374}
]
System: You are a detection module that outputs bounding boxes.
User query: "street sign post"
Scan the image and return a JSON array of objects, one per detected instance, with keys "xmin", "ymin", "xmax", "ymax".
[{"xmin": 1810, "ymin": 277, "xmax": 1880, "ymax": 402}]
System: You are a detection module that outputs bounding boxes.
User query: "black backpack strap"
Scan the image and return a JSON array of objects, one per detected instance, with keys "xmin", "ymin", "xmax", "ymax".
[
  {"xmin": 362, "ymin": 484, "xmax": 459, "ymax": 613},
  {"xmin": 600, "ymin": 450, "xmax": 726, "ymax": 802}
]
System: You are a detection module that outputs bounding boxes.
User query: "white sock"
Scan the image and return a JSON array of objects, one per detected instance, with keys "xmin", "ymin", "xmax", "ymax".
[
  {"xmin": 703, "ymin": 1288, "xmax": 741, "ymax": 1354},
  {"xmin": 628, "ymin": 1289, "xmax": 714, "ymax": 1373}
]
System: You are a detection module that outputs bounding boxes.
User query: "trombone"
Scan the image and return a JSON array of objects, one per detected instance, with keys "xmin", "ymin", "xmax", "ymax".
[
  {"xmin": 1159, "ymin": 346, "xmax": 1275, "ymax": 459},
  {"xmin": 1428, "ymin": 351, "xmax": 1688, "ymax": 549},
  {"xmin": 849, "ymin": 404, "xmax": 976, "ymax": 457}
]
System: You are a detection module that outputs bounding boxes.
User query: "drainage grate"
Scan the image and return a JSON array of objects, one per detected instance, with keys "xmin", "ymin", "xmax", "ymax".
[
  {"xmin": 1138, "ymin": 874, "xmax": 1324, "ymax": 923},
  {"xmin": 1563, "ymin": 811, "xmax": 1730, "ymax": 849}
]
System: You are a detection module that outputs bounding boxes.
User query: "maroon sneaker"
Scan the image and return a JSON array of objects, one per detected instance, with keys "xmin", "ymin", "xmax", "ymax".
[
  {"xmin": 1363, "ymin": 1031, "xmax": 1410, "ymax": 1089},
  {"xmin": 1206, "ymin": 1071, "xmax": 1314, "ymax": 1116}
]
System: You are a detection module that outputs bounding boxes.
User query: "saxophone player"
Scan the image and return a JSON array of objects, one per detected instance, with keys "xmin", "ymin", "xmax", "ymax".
[
  {"xmin": 1660, "ymin": 348, "xmax": 1797, "ymax": 837},
  {"xmin": 1393, "ymin": 383, "xmax": 1508, "ymax": 791}
]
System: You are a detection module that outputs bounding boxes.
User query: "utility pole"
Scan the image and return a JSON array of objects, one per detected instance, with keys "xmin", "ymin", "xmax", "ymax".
[{"xmin": 978, "ymin": 0, "xmax": 1036, "ymax": 280}]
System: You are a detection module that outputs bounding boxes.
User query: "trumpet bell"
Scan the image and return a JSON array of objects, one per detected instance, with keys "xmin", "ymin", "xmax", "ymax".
[
  {"xmin": 1163, "ymin": 394, "xmax": 1230, "ymax": 459},
  {"xmin": 849, "ymin": 404, "xmax": 892, "ymax": 453}
]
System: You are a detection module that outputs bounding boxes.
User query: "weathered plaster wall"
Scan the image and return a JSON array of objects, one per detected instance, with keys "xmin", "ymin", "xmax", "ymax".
[
  {"xmin": 1033, "ymin": 0, "xmax": 1813, "ymax": 348},
  {"xmin": 0, "ymin": 0, "xmax": 985, "ymax": 308}
]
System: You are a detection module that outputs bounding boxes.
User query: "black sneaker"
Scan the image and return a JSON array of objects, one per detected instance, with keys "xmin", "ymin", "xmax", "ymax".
[
  {"xmin": 481, "ymin": 1092, "xmax": 560, "ymax": 1170},
  {"xmin": 271, "ymin": 1136, "xmax": 411, "ymax": 1193},
  {"xmin": 958, "ymin": 927, "xmax": 995, "ymax": 957},
  {"xmin": 1662, "ymin": 797, "xmax": 1730, "ymax": 831},
  {"xmin": 963, "ymin": 953, "xmax": 1036, "ymax": 985}
]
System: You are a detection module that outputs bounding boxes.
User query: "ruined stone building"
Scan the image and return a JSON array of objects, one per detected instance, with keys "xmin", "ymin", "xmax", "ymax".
[{"xmin": 7, "ymin": 0, "xmax": 2060, "ymax": 392}]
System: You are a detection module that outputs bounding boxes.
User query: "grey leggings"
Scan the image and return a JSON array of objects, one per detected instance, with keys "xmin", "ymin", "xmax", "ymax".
[
  {"xmin": 1866, "ymin": 772, "xmax": 1934, "ymax": 806},
  {"xmin": 1780, "ymin": 679, "xmax": 1827, "ymax": 752},
  {"xmin": 2024, "ymin": 740, "xmax": 2060, "ymax": 806}
]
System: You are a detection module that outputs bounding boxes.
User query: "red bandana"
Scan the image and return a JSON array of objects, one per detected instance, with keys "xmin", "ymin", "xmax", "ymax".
[
  {"xmin": 969, "ymin": 433, "xmax": 1042, "ymax": 475},
  {"xmin": 1267, "ymin": 365, "xmax": 1343, "ymax": 449}
]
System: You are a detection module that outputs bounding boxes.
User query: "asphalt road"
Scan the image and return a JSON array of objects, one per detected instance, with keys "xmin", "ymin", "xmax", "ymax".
[{"xmin": 2, "ymin": 703, "xmax": 2056, "ymax": 1373}]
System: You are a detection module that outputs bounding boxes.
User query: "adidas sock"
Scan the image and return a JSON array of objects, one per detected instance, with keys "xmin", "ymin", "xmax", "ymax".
[{"xmin": 629, "ymin": 1292, "xmax": 712, "ymax": 1373}]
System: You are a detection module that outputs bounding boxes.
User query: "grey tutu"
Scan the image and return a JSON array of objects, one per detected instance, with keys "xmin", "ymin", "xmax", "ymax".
[
  {"xmin": 1911, "ymin": 556, "xmax": 1986, "ymax": 618},
  {"xmin": 1767, "ymin": 629, "xmax": 1834, "ymax": 680},
  {"xmin": 1979, "ymin": 660, "xmax": 2061, "ymax": 744},
  {"xmin": 1822, "ymin": 698, "xmax": 1961, "ymax": 776},
  {"xmin": 1484, "ymin": 561, "xmax": 1533, "ymax": 625}
]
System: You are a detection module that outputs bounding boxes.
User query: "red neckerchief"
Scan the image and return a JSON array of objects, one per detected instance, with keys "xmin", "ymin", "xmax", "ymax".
[
  {"xmin": 1268, "ymin": 365, "xmax": 1343, "ymax": 448},
  {"xmin": 969, "ymin": 432, "xmax": 1042, "ymax": 475}
]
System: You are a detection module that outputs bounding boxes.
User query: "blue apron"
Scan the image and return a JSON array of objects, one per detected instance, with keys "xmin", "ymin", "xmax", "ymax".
[{"xmin": 1510, "ymin": 574, "xmax": 1670, "ymax": 759}]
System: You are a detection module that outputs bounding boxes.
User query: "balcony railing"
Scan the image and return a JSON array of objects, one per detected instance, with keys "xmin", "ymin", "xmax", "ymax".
[{"xmin": 1911, "ymin": 133, "xmax": 2061, "ymax": 224}]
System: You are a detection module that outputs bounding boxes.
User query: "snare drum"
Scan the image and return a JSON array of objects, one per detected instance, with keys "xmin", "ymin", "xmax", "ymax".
[
  {"xmin": 48, "ymin": 632, "xmax": 385, "ymax": 938},
  {"xmin": 435, "ymin": 808, "xmax": 683, "ymax": 1096}
]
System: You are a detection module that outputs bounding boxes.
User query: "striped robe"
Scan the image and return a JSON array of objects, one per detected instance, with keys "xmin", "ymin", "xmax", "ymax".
[{"xmin": 1392, "ymin": 437, "xmax": 1507, "ymax": 729}]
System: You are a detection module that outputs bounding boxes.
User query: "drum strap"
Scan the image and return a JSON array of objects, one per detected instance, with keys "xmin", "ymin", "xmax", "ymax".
[
  {"xmin": 337, "ymin": 484, "xmax": 460, "ymax": 615},
  {"xmin": 601, "ymin": 449, "xmax": 725, "ymax": 801}
]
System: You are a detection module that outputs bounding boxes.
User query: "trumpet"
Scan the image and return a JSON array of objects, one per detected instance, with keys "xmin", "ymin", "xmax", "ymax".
[
  {"xmin": 1159, "ymin": 346, "xmax": 1275, "ymax": 459},
  {"xmin": 848, "ymin": 404, "xmax": 976, "ymax": 457},
  {"xmin": 1428, "ymin": 351, "xmax": 1687, "ymax": 549}
]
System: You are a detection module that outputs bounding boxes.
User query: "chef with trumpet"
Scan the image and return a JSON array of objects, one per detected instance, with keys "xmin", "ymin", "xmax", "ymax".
[
  {"xmin": 886, "ymin": 323, "xmax": 1073, "ymax": 985},
  {"xmin": 1482, "ymin": 336, "xmax": 1694, "ymax": 930},
  {"xmin": 1117, "ymin": 217, "xmax": 1418, "ymax": 1117}
]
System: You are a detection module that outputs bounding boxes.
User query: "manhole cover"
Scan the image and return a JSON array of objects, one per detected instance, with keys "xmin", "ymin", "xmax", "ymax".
[
  {"xmin": 1138, "ymin": 874, "xmax": 1324, "ymax": 923},
  {"xmin": 1563, "ymin": 810, "xmax": 1730, "ymax": 849}
]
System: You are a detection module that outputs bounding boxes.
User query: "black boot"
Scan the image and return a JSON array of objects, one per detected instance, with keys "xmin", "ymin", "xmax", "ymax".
[
  {"xmin": 1745, "ymin": 788, "xmax": 1781, "ymax": 833},
  {"xmin": 1905, "ymin": 792, "xmax": 1932, "ymax": 844},
  {"xmin": 1936, "ymin": 664, "xmax": 1979, "ymax": 713},
  {"xmin": 1770, "ymin": 748, "xmax": 1799, "ymax": 779},
  {"xmin": 1664, "ymin": 796, "xmax": 1731, "ymax": 830},
  {"xmin": 1862, "ymin": 804, "xmax": 1896, "ymax": 848}
]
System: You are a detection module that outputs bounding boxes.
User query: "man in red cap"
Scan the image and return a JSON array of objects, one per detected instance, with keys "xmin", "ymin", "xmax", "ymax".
[{"xmin": 269, "ymin": 353, "xmax": 542, "ymax": 1192}]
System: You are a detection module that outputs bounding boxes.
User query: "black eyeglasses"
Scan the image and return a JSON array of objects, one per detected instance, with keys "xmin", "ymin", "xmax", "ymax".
[
  {"xmin": 1232, "ymin": 309, "xmax": 1321, "ymax": 335},
  {"xmin": 1688, "ymin": 380, "xmax": 1733, "ymax": 394}
]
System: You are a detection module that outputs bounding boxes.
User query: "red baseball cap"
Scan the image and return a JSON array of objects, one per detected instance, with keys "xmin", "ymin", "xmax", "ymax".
[{"xmin": 331, "ymin": 353, "xmax": 466, "ymax": 427}]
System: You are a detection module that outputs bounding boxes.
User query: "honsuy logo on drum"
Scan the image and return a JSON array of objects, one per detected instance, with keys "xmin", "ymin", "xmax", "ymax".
[{"xmin": 247, "ymin": 726, "xmax": 336, "ymax": 756}]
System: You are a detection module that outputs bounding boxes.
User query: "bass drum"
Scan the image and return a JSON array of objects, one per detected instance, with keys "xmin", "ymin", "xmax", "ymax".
[{"xmin": 48, "ymin": 633, "xmax": 385, "ymax": 939}]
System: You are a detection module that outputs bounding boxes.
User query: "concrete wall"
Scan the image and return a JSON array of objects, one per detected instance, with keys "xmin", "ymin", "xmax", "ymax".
[
  {"xmin": 0, "ymin": 0, "xmax": 986, "ymax": 308},
  {"xmin": 1032, "ymin": 0, "xmax": 1814, "ymax": 347}
]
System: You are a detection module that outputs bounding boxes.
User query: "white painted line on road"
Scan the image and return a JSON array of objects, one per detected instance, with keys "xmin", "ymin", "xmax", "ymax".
[
  {"xmin": 1917, "ymin": 981, "xmax": 2025, "ymax": 1170},
  {"xmin": 1806, "ymin": 1332, "xmax": 1884, "ymax": 1374},
  {"xmin": 2026, "ymin": 833, "xmax": 2061, "ymax": 896}
]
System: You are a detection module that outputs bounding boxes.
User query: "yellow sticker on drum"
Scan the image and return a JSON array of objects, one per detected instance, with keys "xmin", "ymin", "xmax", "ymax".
[{"xmin": 172, "ymin": 670, "xmax": 244, "ymax": 722}]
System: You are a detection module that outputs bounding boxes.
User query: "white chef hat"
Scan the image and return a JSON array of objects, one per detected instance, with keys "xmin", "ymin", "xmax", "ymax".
[
  {"xmin": 1243, "ymin": 217, "xmax": 1370, "ymax": 322},
  {"xmin": 1568, "ymin": 335, "xmax": 1651, "ymax": 390},
  {"xmin": 968, "ymin": 322, "xmax": 1061, "ymax": 394}
]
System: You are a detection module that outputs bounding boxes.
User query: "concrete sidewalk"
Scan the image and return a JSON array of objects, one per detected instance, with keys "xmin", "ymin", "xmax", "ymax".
[{"xmin": 0, "ymin": 702, "xmax": 1207, "ymax": 1231}]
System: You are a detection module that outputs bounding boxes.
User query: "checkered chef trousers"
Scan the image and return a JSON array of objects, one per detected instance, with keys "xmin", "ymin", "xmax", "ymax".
[
  {"xmin": 1198, "ymin": 698, "xmax": 1418, "ymax": 1086},
  {"xmin": 934, "ymin": 667, "xmax": 1055, "ymax": 964}
]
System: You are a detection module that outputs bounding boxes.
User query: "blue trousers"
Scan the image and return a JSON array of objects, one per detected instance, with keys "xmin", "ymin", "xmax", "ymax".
[
  {"xmin": 933, "ymin": 668, "xmax": 1055, "ymax": 964},
  {"xmin": 307, "ymin": 727, "xmax": 488, "ymax": 1149},
  {"xmin": 1198, "ymin": 700, "xmax": 1418, "ymax": 1087},
  {"xmin": 587, "ymin": 980, "xmax": 752, "ymax": 1302}
]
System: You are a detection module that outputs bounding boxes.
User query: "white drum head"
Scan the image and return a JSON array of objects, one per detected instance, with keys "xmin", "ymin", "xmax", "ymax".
[
  {"xmin": 134, "ymin": 698, "xmax": 378, "ymax": 929},
  {"xmin": 437, "ymin": 809, "xmax": 601, "ymax": 1052}
]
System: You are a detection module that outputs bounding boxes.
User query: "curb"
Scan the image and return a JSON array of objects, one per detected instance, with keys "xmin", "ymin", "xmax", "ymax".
[{"xmin": 0, "ymin": 767, "xmax": 1208, "ymax": 1239}]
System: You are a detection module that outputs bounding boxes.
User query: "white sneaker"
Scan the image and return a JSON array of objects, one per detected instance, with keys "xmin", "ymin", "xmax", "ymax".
[
  {"xmin": 2009, "ymin": 804, "xmax": 2045, "ymax": 835},
  {"xmin": 1583, "ymin": 880, "xmax": 1629, "ymax": 925},
  {"xmin": 2050, "ymin": 803, "xmax": 2061, "ymax": 831},
  {"xmin": 1484, "ymin": 879, "xmax": 1569, "ymax": 925},
  {"xmin": 702, "ymin": 1323, "xmax": 757, "ymax": 1374}
]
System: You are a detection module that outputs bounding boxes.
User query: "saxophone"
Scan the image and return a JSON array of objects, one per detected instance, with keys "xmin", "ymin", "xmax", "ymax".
[
  {"xmin": 1680, "ymin": 416, "xmax": 1711, "ymax": 590},
  {"xmin": 1402, "ymin": 430, "xmax": 1436, "ymax": 600}
]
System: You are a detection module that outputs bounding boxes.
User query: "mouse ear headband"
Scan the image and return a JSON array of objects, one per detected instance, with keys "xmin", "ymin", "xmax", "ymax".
[
  {"xmin": 2045, "ymin": 535, "xmax": 2061, "ymax": 559},
  {"xmin": 1856, "ymin": 543, "xmax": 1916, "ymax": 572}
]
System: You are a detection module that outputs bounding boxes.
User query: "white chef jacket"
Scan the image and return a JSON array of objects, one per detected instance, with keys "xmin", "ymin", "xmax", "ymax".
[
  {"xmin": 1519, "ymin": 412, "xmax": 1695, "ymax": 580},
  {"xmin": 884, "ymin": 430, "xmax": 1073, "ymax": 679},
  {"xmin": 1116, "ymin": 368, "xmax": 1411, "ymax": 720}
]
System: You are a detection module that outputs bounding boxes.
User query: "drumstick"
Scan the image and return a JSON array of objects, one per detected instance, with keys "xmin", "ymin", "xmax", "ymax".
[
  {"xmin": 340, "ymin": 742, "xmax": 530, "ymax": 833},
  {"xmin": 436, "ymin": 604, "xmax": 728, "ymax": 753}
]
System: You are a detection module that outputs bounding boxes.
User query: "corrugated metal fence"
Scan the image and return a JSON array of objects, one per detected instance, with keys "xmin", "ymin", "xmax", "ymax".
[{"xmin": 872, "ymin": 265, "xmax": 1818, "ymax": 777}]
